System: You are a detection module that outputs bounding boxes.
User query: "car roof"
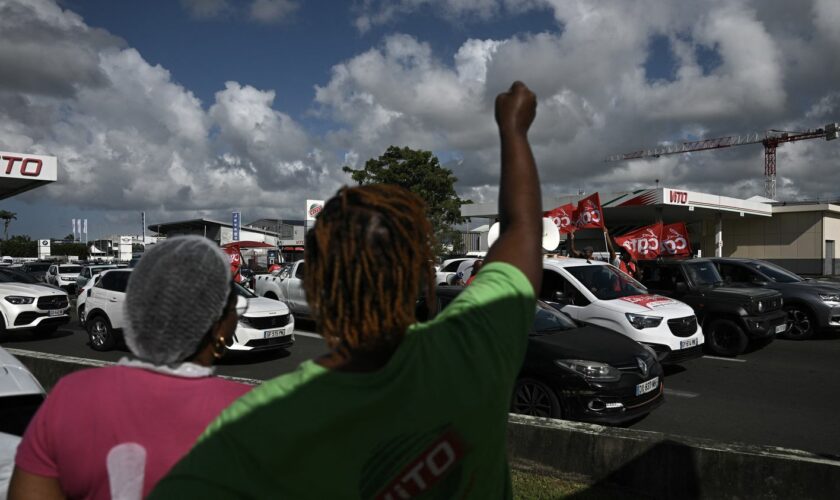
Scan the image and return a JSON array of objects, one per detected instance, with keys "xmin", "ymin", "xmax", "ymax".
[
  {"xmin": 543, "ymin": 257, "xmax": 610, "ymax": 269},
  {"xmin": 638, "ymin": 258, "xmax": 712, "ymax": 265},
  {"xmin": 0, "ymin": 347, "xmax": 45, "ymax": 398}
]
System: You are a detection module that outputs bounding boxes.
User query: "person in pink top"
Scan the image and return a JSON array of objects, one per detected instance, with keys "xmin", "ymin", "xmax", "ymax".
[{"xmin": 8, "ymin": 236, "xmax": 253, "ymax": 500}]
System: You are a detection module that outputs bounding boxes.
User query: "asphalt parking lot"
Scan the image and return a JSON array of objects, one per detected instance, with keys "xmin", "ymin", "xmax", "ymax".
[{"xmin": 3, "ymin": 313, "xmax": 840, "ymax": 458}]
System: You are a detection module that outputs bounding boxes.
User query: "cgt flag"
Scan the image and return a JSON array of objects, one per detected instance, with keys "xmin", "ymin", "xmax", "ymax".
[
  {"xmin": 573, "ymin": 193, "xmax": 604, "ymax": 230},
  {"xmin": 544, "ymin": 203, "xmax": 576, "ymax": 234},
  {"xmin": 615, "ymin": 222, "xmax": 664, "ymax": 260},
  {"xmin": 661, "ymin": 222, "xmax": 692, "ymax": 257}
]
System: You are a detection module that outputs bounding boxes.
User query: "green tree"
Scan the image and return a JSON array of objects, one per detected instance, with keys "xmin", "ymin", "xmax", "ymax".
[{"xmin": 343, "ymin": 146, "xmax": 471, "ymax": 256}]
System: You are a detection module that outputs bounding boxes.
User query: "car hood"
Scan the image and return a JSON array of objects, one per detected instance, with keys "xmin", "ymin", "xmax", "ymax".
[
  {"xmin": 601, "ymin": 294, "xmax": 694, "ymax": 317},
  {"xmin": 790, "ymin": 280, "xmax": 840, "ymax": 294},
  {"xmin": 0, "ymin": 348, "xmax": 45, "ymax": 398},
  {"xmin": 698, "ymin": 285, "xmax": 780, "ymax": 300},
  {"xmin": 0, "ymin": 283, "xmax": 66, "ymax": 296},
  {"xmin": 530, "ymin": 325, "xmax": 650, "ymax": 367},
  {"xmin": 244, "ymin": 296, "xmax": 290, "ymax": 315}
]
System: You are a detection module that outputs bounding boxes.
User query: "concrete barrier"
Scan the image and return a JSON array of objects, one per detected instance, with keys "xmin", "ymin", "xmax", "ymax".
[{"xmin": 9, "ymin": 349, "xmax": 840, "ymax": 499}]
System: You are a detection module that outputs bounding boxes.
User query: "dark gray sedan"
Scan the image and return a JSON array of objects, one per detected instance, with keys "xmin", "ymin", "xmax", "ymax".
[{"xmin": 712, "ymin": 258, "xmax": 840, "ymax": 339}]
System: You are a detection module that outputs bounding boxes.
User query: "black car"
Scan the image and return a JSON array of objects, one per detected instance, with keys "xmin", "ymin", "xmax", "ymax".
[
  {"xmin": 712, "ymin": 258, "xmax": 840, "ymax": 340},
  {"xmin": 429, "ymin": 286, "xmax": 664, "ymax": 425},
  {"xmin": 19, "ymin": 262, "xmax": 52, "ymax": 282},
  {"xmin": 637, "ymin": 259, "xmax": 786, "ymax": 356}
]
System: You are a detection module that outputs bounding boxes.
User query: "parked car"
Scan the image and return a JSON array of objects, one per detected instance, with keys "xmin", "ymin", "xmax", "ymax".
[
  {"xmin": 75, "ymin": 264, "xmax": 118, "ymax": 290},
  {"xmin": 75, "ymin": 272, "xmax": 107, "ymax": 327},
  {"xmin": 428, "ymin": 286, "xmax": 664, "ymax": 424},
  {"xmin": 541, "ymin": 258, "xmax": 704, "ymax": 364},
  {"xmin": 254, "ymin": 260, "xmax": 310, "ymax": 318},
  {"xmin": 712, "ymin": 257, "xmax": 840, "ymax": 340},
  {"xmin": 45, "ymin": 263, "xmax": 82, "ymax": 294},
  {"xmin": 636, "ymin": 259, "xmax": 786, "ymax": 356},
  {"xmin": 19, "ymin": 262, "xmax": 52, "ymax": 282},
  {"xmin": 0, "ymin": 270, "xmax": 70, "ymax": 336},
  {"xmin": 0, "ymin": 346, "xmax": 46, "ymax": 495},
  {"xmin": 83, "ymin": 271, "xmax": 294, "ymax": 353},
  {"xmin": 434, "ymin": 257, "xmax": 478, "ymax": 286}
]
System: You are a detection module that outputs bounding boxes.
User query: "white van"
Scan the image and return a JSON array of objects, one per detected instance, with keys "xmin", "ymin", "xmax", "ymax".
[{"xmin": 541, "ymin": 258, "xmax": 705, "ymax": 364}]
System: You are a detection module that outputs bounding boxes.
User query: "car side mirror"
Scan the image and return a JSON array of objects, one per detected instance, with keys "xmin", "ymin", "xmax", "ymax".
[{"xmin": 675, "ymin": 282, "xmax": 688, "ymax": 293}]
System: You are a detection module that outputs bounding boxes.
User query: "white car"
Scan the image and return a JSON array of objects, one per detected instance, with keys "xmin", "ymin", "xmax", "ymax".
[
  {"xmin": 254, "ymin": 260, "xmax": 309, "ymax": 318},
  {"xmin": 75, "ymin": 272, "xmax": 108, "ymax": 327},
  {"xmin": 83, "ymin": 270, "xmax": 295, "ymax": 353},
  {"xmin": 542, "ymin": 258, "xmax": 705, "ymax": 364},
  {"xmin": 75, "ymin": 264, "xmax": 118, "ymax": 290},
  {"xmin": 45, "ymin": 263, "xmax": 82, "ymax": 294},
  {"xmin": 0, "ymin": 346, "xmax": 46, "ymax": 496},
  {"xmin": 435, "ymin": 258, "xmax": 478, "ymax": 286},
  {"xmin": 0, "ymin": 268, "xmax": 70, "ymax": 336}
]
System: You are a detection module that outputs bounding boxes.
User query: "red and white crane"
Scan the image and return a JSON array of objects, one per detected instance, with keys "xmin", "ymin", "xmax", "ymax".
[{"xmin": 606, "ymin": 123, "xmax": 838, "ymax": 200}]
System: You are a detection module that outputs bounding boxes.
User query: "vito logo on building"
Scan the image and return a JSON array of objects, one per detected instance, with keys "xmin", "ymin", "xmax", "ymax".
[
  {"xmin": 668, "ymin": 190, "xmax": 689, "ymax": 205},
  {"xmin": 0, "ymin": 151, "xmax": 57, "ymax": 181}
]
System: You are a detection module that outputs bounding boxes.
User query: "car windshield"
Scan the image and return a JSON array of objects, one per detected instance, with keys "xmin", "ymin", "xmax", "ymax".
[
  {"xmin": 91, "ymin": 266, "xmax": 116, "ymax": 275},
  {"xmin": 532, "ymin": 302, "xmax": 577, "ymax": 334},
  {"xmin": 232, "ymin": 282, "xmax": 257, "ymax": 298},
  {"xmin": 0, "ymin": 268, "xmax": 40, "ymax": 284},
  {"xmin": 747, "ymin": 261, "xmax": 803, "ymax": 283},
  {"xmin": 25, "ymin": 264, "xmax": 50, "ymax": 271},
  {"xmin": 565, "ymin": 265, "xmax": 647, "ymax": 301},
  {"xmin": 59, "ymin": 266, "xmax": 82, "ymax": 273},
  {"xmin": 684, "ymin": 261, "xmax": 723, "ymax": 286}
]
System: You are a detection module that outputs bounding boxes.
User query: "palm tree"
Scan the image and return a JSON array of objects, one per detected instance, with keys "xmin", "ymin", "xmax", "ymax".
[{"xmin": 0, "ymin": 210, "xmax": 17, "ymax": 243}]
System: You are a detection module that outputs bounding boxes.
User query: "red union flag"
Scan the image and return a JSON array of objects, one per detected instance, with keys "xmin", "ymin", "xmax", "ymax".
[
  {"xmin": 614, "ymin": 222, "xmax": 664, "ymax": 260},
  {"xmin": 661, "ymin": 222, "xmax": 692, "ymax": 257},
  {"xmin": 544, "ymin": 203, "xmax": 576, "ymax": 234},
  {"xmin": 223, "ymin": 247, "xmax": 242, "ymax": 281},
  {"xmin": 573, "ymin": 193, "xmax": 604, "ymax": 229}
]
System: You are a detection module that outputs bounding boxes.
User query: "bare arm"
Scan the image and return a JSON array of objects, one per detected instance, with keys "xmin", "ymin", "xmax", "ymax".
[
  {"xmin": 484, "ymin": 81, "xmax": 542, "ymax": 292},
  {"xmin": 569, "ymin": 232, "xmax": 583, "ymax": 258},
  {"xmin": 605, "ymin": 228, "xmax": 617, "ymax": 262},
  {"xmin": 8, "ymin": 468, "xmax": 65, "ymax": 500}
]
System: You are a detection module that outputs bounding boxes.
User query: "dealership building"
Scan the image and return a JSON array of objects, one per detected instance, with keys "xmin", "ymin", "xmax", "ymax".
[{"xmin": 462, "ymin": 187, "xmax": 840, "ymax": 276}]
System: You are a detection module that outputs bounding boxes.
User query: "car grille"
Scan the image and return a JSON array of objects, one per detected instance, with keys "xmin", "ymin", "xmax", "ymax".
[
  {"xmin": 240, "ymin": 314, "xmax": 291, "ymax": 330},
  {"xmin": 667, "ymin": 316, "xmax": 697, "ymax": 337},
  {"xmin": 245, "ymin": 335, "xmax": 295, "ymax": 349},
  {"xmin": 37, "ymin": 296, "xmax": 69, "ymax": 310}
]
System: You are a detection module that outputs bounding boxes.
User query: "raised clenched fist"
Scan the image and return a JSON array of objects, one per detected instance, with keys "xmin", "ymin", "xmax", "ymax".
[{"xmin": 495, "ymin": 81, "xmax": 536, "ymax": 136}]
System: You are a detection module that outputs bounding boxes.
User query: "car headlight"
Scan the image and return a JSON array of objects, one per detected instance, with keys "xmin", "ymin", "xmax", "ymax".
[
  {"xmin": 5, "ymin": 296, "xmax": 35, "ymax": 305},
  {"xmin": 819, "ymin": 294, "xmax": 840, "ymax": 304},
  {"xmin": 554, "ymin": 359, "xmax": 621, "ymax": 382},
  {"xmin": 757, "ymin": 301, "xmax": 764, "ymax": 313},
  {"xmin": 625, "ymin": 313, "xmax": 663, "ymax": 330}
]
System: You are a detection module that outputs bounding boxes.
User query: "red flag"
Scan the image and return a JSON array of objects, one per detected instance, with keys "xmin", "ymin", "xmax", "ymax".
[
  {"xmin": 223, "ymin": 246, "xmax": 243, "ymax": 281},
  {"xmin": 544, "ymin": 203, "xmax": 576, "ymax": 234},
  {"xmin": 573, "ymin": 193, "xmax": 604, "ymax": 229},
  {"xmin": 614, "ymin": 222, "xmax": 663, "ymax": 260},
  {"xmin": 661, "ymin": 222, "xmax": 692, "ymax": 257}
]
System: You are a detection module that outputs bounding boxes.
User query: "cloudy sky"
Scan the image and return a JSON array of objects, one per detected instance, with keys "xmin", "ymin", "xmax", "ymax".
[{"xmin": 1, "ymin": 0, "xmax": 838, "ymax": 239}]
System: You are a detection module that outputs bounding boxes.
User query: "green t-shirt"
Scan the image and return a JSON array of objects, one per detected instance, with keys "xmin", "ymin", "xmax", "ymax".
[{"xmin": 150, "ymin": 262, "xmax": 535, "ymax": 499}]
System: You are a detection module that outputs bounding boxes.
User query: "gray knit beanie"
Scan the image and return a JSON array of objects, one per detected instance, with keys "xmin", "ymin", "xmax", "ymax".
[{"xmin": 124, "ymin": 236, "xmax": 231, "ymax": 365}]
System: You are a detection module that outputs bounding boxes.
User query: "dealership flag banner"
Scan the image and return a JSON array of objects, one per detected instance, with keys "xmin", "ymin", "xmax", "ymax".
[
  {"xmin": 71, "ymin": 219, "xmax": 76, "ymax": 241},
  {"xmin": 545, "ymin": 203, "xmax": 576, "ymax": 234},
  {"xmin": 573, "ymin": 193, "xmax": 604, "ymax": 230},
  {"xmin": 615, "ymin": 222, "xmax": 664, "ymax": 260},
  {"xmin": 661, "ymin": 222, "xmax": 692, "ymax": 257}
]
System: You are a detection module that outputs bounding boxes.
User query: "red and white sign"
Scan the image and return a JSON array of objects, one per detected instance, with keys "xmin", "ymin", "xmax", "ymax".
[
  {"xmin": 615, "ymin": 223, "xmax": 663, "ymax": 260},
  {"xmin": 545, "ymin": 203, "xmax": 576, "ymax": 234},
  {"xmin": 619, "ymin": 294, "xmax": 677, "ymax": 309},
  {"xmin": 667, "ymin": 189, "xmax": 689, "ymax": 205},
  {"xmin": 0, "ymin": 151, "xmax": 57, "ymax": 181},
  {"xmin": 661, "ymin": 222, "xmax": 692, "ymax": 257},
  {"xmin": 306, "ymin": 199, "xmax": 324, "ymax": 221},
  {"xmin": 573, "ymin": 193, "xmax": 604, "ymax": 230},
  {"xmin": 375, "ymin": 429, "xmax": 465, "ymax": 500},
  {"xmin": 223, "ymin": 247, "xmax": 242, "ymax": 281}
]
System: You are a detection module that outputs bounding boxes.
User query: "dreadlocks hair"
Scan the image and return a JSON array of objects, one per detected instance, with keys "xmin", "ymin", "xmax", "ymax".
[{"xmin": 304, "ymin": 184, "xmax": 436, "ymax": 356}]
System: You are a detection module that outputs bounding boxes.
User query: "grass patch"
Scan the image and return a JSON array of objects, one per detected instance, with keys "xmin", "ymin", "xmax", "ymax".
[{"xmin": 511, "ymin": 469, "xmax": 587, "ymax": 499}]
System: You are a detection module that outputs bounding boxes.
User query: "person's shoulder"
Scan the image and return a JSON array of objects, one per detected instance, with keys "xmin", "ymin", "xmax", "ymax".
[{"xmin": 201, "ymin": 376, "xmax": 254, "ymax": 396}]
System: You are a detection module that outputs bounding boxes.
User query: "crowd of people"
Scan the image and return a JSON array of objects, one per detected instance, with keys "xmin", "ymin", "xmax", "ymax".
[{"xmin": 7, "ymin": 81, "xmax": 543, "ymax": 499}]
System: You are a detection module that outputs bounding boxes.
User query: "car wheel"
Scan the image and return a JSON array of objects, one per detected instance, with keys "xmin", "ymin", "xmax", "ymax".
[
  {"xmin": 781, "ymin": 306, "xmax": 815, "ymax": 340},
  {"xmin": 87, "ymin": 315, "xmax": 115, "ymax": 351},
  {"xmin": 510, "ymin": 378, "xmax": 562, "ymax": 419},
  {"xmin": 705, "ymin": 319, "xmax": 748, "ymax": 357}
]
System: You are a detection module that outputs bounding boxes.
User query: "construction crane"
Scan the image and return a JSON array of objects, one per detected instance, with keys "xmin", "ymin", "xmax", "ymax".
[{"xmin": 606, "ymin": 122, "xmax": 839, "ymax": 199}]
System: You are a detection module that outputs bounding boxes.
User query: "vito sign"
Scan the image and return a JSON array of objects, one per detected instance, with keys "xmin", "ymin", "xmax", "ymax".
[{"xmin": 0, "ymin": 151, "xmax": 57, "ymax": 181}]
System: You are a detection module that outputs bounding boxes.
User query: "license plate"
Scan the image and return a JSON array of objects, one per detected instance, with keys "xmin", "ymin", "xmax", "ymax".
[
  {"xmin": 775, "ymin": 323, "xmax": 787, "ymax": 334},
  {"xmin": 680, "ymin": 338, "xmax": 698, "ymax": 349},
  {"xmin": 264, "ymin": 329, "xmax": 287, "ymax": 339},
  {"xmin": 635, "ymin": 377, "xmax": 659, "ymax": 396},
  {"xmin": 49, "ymin": 309, "xmax": 63, "ymax": 317}
]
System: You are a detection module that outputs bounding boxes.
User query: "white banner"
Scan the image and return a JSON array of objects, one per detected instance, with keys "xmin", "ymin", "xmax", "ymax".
[
  {"xmin": 306, "ymin": 199, "xmax": 324, "ymax": 221},
  {"xmin": 71, "ymin": 219, "xmax": 76, "ymax": 240}
]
